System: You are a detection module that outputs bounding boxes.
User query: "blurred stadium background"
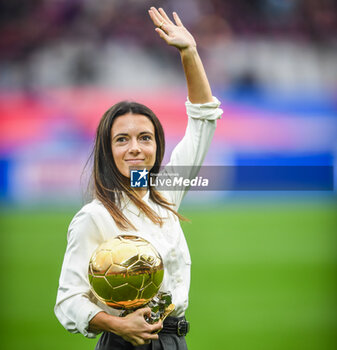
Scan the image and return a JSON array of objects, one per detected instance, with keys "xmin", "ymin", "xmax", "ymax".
[{"xmin": 0, "ymin": 0, "xmax": 336, "ymax": 349}]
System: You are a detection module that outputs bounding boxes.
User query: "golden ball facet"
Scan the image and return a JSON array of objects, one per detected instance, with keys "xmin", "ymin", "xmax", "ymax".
[{"xmin": 88, "ymin": 235, "xmax": 164, "ymax": 309}]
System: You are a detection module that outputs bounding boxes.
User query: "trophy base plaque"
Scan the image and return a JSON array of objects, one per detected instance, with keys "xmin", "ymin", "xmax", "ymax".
[{"xmin": 121, "ymin": 292, "xmax": 175, "ymax": 324}]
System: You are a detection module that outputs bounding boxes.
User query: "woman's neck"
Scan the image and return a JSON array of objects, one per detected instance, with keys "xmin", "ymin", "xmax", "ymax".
[{"xmin": 136, "ymin": 188, "xmax": 148, "ymax": 199}]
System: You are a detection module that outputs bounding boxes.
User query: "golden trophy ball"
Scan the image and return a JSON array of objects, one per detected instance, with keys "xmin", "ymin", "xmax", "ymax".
[{"xmin": 88, "ymin": 235, "xmax": 164, "ymax": 309}]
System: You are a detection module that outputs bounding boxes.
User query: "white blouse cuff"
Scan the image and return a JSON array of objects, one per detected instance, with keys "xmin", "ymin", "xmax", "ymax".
[
  {"xmin": 185, "ymin": 96, "xmax": 223, "ymax": 121},
  {"xmin": 77, "ymin": 304, "xmax": 103, "ymax": 338}
]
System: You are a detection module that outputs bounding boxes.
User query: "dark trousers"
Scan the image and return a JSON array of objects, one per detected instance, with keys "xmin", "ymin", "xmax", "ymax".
[
  {"xmin": 95, "ymin": 332, "xmax": 188, "ymax": 350},
  {"xmin": 95, "ymin": 317, "xmax": 188, "ymax": 350}
]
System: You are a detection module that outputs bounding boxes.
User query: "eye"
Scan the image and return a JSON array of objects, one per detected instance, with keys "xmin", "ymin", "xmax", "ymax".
[
  {"xmin": 141, "ymin": 135, "xmax": 152, "ymax": 141},
  {"xmin": 116, "ymin": 136, "xmax": 127, "ymax": 142}
]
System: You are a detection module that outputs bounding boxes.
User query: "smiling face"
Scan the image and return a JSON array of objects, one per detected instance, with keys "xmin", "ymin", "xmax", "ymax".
[{"xmin": 111, "ymin": 113, "xmax": 157, "ymax": 178}]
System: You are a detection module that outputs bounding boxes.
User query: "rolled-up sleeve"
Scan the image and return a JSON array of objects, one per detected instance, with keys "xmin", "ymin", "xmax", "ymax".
[
  {"xmin": 185, "ymin": 96, "xmax": 223, "ymax": 121},
  {"xmin": 54, "ymin": 210, "xmax": 105, "ymax": 338},
  {"xmin": 163, "ymin": 96, "xmax": 223, "ymax": 209}
]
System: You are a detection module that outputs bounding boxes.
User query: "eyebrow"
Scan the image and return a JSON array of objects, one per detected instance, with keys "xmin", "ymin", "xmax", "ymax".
[{"xmin": 112, "ymin": 131, "xmax": 154, "ymax": 140}]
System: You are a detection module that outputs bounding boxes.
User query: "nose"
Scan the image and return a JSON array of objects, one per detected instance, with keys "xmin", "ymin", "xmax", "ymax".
[{"xmin": 128, "ymin": 138, "xmax": 141, "ymax": 155}]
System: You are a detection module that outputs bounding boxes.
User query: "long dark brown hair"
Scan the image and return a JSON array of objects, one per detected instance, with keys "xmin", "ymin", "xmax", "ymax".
[{"xmin": 92, "ymin": 101, "xmax": 186, "ymax": 231}]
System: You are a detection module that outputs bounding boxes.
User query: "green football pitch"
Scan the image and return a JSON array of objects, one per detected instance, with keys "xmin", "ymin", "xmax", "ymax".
[{"xmin": 1, "ymin": 198, "xmax": 336, "ymax": 350}]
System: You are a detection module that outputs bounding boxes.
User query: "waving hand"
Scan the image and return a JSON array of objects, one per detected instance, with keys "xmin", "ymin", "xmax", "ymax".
[
  {"xmin": 148, "ymin": 7, "xmax": 196, "ymax": 52},
  {"xmin": 148, "ymin": 7, "xmax": 212, "ymax": 103}
]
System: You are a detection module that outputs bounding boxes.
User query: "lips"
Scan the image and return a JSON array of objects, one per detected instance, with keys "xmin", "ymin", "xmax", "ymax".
[{"xmin": 125, "ymin": 159, "xmax": 145, "ymax": 164}]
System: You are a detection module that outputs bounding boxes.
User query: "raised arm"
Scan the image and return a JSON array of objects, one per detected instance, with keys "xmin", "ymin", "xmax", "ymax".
[{"xmin": 148, "ymin": 7, "xmax": 213, "ymax": 104}]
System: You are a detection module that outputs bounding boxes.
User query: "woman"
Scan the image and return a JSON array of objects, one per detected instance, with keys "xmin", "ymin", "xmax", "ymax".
[{"xmin": 55, "ymin": 7, "xmax": 222, "ymax": 350}]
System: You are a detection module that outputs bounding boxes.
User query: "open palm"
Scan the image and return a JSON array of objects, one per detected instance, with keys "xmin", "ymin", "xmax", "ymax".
[{"xmin": 148, "ymin": 7, "xmax": 196, "ymax": 51}]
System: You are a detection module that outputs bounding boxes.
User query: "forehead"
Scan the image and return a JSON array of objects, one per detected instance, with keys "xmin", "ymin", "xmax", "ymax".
[{"xmin": 111, "ymin": 113, "xmax": 154, "ymax": 135}]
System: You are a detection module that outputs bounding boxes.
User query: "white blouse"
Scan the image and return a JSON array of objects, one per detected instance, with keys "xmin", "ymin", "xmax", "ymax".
[{"xmin": 54, "ymin": 97, "xmax": 223, "ymax": 338}]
